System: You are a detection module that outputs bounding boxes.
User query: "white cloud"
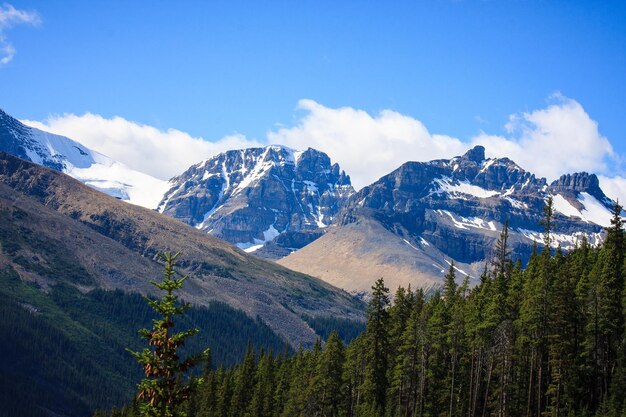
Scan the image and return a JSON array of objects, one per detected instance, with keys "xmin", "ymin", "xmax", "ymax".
[
  {"xmin": 268, "ymin": 96, "xmax": 624, "ymax": 197},
  {"xmin": 22, "ymin": 95, "xmax": 626, "ymax": 202},
  {"xmin": 0, "ymin": 3, "xmax": 40, "ymax": 65},
  {"xmin": 471, "ymin": 95, "xmax": 615, "ymax": 181},
  {"xmin": 23, "ymin": 113, "xmax": 263, "ymax": 180},
  {"xmin": 268, "ymin": 99, "xmax": 466, "ymax": 189}
]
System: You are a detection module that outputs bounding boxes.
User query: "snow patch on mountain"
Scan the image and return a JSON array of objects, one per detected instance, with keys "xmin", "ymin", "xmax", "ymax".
[
  {"xmin": 552, "ymin": 194, "xmax": 582, "ymax": 218},
  {"xmin": 432, "ymin": 177, "xmax": 500, "ymax": 199},
  {"xmin": 237, "ymin": 224, "xmax": 281, "ymax": 253},
  {"xmin": 516, "ymin": 228, "xmax": 604, "ymax": 249},
  {"xmin": 436, "ymin": 210, "xmax": 498, "ymax": 231},
  {"xmin": 1, "ymin": 111, "xmax": 167, "ymax": 208},
  {"xmin": 550, "ymin": 192, "xmax": 613, "ymax": 227},
  {"xmin": 579, "ymin": 192, "xmax": 613, "ymax": 227}
]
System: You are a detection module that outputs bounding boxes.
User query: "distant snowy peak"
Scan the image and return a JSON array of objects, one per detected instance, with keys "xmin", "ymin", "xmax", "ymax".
[
  {"xmin": 347, "ymin": 145, "xmax": 619, "ymax": 253},
  {"xmin": 158, "ymin": 145, "xmax": 354, "ymax": 254},
  {"xmin": 0, "ymin": 108, "xmax": 167, "ymax": 208},
  {"xmin": 549, "ymin": 190, "xmax": 615, "ymax": 228},
  {"xmin": 547, "ymin": 172, "xmax": 616, "ymax": 227},
  {"xmin": 280, "ymin": 146, "xmax": 623, "ymax": 296},
  {"xmin": 425, "ymin": 147, "xmax": 615, "ymax": 228},
  {"xmin": 428, "ymin": 146, "xmax": 544, "ymax": 198}
]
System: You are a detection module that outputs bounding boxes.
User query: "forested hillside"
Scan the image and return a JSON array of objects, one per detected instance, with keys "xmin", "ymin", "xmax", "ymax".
[
  {"xmin": 0, "ymin": 265, "xmax": 289, "ymax": 417},
  {"xmin": 107, "ymin": 200, "xmax": 626, "ymax": 417}
]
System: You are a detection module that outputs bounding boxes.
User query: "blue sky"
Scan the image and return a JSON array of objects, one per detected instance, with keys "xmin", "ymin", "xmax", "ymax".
[{"xmin": 2, "ymin": 1, "xmax": 626, "ymax": 196}]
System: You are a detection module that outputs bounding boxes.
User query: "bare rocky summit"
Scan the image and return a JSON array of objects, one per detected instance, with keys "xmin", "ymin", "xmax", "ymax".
[{"xmin": 158, "ymin": 145, "xmax": 354, "ymax": 257}]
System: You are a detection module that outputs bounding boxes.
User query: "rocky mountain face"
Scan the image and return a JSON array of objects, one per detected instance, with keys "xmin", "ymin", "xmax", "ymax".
[
  {"xmin": 280, "ymin": 146, "xmax": 618, "ymax": 295},
  {"xmin": 158, "ymin": 145, "xmax": 354, "ymax": 257},
  {"xmin": 0, "ymin": 108, "xmax": 168, "ymax": 208},
  {"xmin": 0, "ymin": 152, "xmax": 364, "ymax": 348}
]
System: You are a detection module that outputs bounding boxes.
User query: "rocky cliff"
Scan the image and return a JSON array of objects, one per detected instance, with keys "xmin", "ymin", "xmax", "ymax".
[{"xmin": 158, "ymin": 145, "xmax": 354, "ymax": 257}]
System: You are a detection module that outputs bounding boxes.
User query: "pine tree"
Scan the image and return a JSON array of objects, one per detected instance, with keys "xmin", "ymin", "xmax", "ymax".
[
  {"xmin": 541, "ymin": 196, "xmax": 555, "ymax": 249},
  {"xmin": 360, "ymin": 278, "xmax": 391, "ymax": 416},
  {"xmin": 313, "ymin": 331, "xmax": 345, "ymax": 417},
  {"xmin": 128, "ymin": 252, "xmax": 206, "ymax": 417},
  {"xmin": 196, "ymin": 351, "xmax": 215, "ymax": 417},
  {"xmin": 281, "ymin": 346, "xmax": 307, "ymax": 417},
  {"xmin": 597, "ymin": 203, "xmax": 625, "ymax": 405},
  {"xmin": 271, "ymin": 346, "xmax": 291, "ymax": 417},
  {"xmin": 215, "ymin": 367, "xmax": 233, "ymax": 417},
  {"xmin": 229, "ymin": 343, "xmax": 256, "ymax": 417},
  {"xmin": 390, "ymin": 289, "xmax": 425, "ymax": 417},
  {"xmin": 343, "ymin": 334, "xmax": 366, "ymax": 417},
  {"xmin": 492, "ymin": 220, "xmax": 512, "ymax": 279},
  {"xmin": 247, "ymin": 350, "xmax": 274, "ymax": 417},
  {"xmin": 546, "ymin": 248, "xmax": 577, "ymax": 417}
]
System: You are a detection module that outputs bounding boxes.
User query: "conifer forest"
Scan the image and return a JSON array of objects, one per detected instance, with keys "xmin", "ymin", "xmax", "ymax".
[{"xmin": 100, "ymin": 200, "xmax": 626, "ymax": 417}]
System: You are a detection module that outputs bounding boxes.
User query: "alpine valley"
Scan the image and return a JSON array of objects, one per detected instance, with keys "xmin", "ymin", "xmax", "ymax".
[{"xmin": 0, "ymin": 106, "xmax": 622, "ymax": 416}]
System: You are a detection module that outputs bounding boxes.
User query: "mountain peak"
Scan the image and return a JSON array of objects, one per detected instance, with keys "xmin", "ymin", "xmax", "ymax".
[
  {"xmin": 462, "ymin": 145, "xmax": 486, "ymax": 164},
  {"xmin": 0, "ymin": 108, "xmax": 167, "ymax": 208},
  {"xmin": 550, "ymin": 172, "xmax": 599, "ymax": 191},
  {"xmin": 548, "ymin": 172, "xmax": 611, "ymax": 207},
  {"xmin": 159, "ymin": 145, "xmax": 355, "ymax": 255}
]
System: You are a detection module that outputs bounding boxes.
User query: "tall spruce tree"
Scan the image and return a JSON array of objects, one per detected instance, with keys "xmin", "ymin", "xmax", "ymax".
[
  {"xmin": 128, "ymin": 252, "xmax": 206, "ymax": 417},
  {"xmin": 229, "ymin": 343, "xmax": 256, "ymax": 417},
  {"xmin": 361, "ymin": 278, "xmax": 391, "ymax": 416},
  {"xmin": 313, "ymin": 331, "xmax": 345, "ymax": 417},
  {"xmin": 597, "ymin": 202, "xmax": 625, "ymax": 405}
]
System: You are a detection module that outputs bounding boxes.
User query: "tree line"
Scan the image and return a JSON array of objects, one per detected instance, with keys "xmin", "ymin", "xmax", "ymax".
[{"xmin": 105, "ymin": 199, "xmax": 626, "ymax": 417}]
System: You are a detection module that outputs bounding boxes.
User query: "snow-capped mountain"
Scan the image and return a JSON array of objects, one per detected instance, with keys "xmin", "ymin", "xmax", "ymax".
[
  {"xmin": 0, "ymin": 108, "xmax": 168, "ymax": 208},
  {"xmin": 157, "ymin": 145, "xmax": 354, "ymax": 256},
  {"xmin": 279, "ymin": 146, "xmax": 620, "ymax": 295}
]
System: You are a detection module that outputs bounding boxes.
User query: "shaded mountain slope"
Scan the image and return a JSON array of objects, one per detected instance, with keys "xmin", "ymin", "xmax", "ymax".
[{"xmin": 0, "ymin": 152, "xmax": 365, "ymax": 349}]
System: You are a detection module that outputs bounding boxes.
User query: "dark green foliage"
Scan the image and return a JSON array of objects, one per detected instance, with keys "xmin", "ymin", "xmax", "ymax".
[
  {"xmin": 301, "ymin": 314, "xmax": 365, "ymax": 344},
  {"xmin": 361, "ymin": 278, "xmax": 391, "ymax": 415},
  {"xmin": 117, "ymin": 201, "xmax": 625, "ymax": 417},
  {"xmin": 128, "ymin": 252, "xmax": 206, "ymax": 417},
  {"xmin": 0, "ymin": 264, "xmax": 287, "ymax": 417}
]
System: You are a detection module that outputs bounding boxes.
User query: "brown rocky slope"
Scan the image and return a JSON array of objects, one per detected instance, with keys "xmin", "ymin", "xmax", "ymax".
[{"xmin": 0, "ymin": 152, "xmax": 364, "ymax": 348}]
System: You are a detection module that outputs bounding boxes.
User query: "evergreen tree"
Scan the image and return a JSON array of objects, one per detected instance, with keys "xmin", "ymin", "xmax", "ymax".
[
  {"xmin": 492, "ymin": 220, "xmax": 512, "ymax": 279},
  {"xmin": 281, "ymin": 346, "xmax": 307, "ymax": 417},
  {"xmin": 128, "ymin": 252, "xmax": 206, "ymax": 417},
  {"xmin": 229, "ymin": 343, "xmax": 256, "ymax": 417},
  {"xmin": 360, "ymin": 278, "xmax": 391, "ymax": 416},
  {"xmin": 214, "ymin": 367, "xmax": 233, "ymax": 417},
  {"xmin": 247, "ymin": 350, "xmax": 274, "ymax": 417},
  {"xmin": 343, "ymin": 334, "xmax": 366, "ymax": 417},
  {"xmin": 390, "ymin": 289, "xmax": 425, "ymax": 417},
  {"xmin": 313, "ymin": 331, "xmax": 345, "ymax": 417},
  {"xmin": 598, "ymin": 203, "xmax": 625, "ymax": 407},
  {"xmin": 197, "ymin": 352, "xmax": 217, "ymax": 417}
]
